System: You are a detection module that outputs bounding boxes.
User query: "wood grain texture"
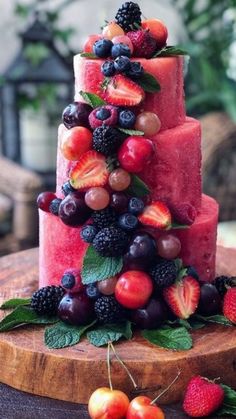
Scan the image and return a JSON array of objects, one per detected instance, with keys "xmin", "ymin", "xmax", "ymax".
[{"xmin": 0, "ymin": 247, "xmax": 236, "ymax": 407}]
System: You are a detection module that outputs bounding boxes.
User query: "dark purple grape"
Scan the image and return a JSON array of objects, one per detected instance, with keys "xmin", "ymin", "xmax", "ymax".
[
  {"xmin": 58, "ymin": 193, "xmax": 91, "ymax": 226},
  {"xmin": 197, "ymin": 284, "xmax": 221, "ymax": 316},
  {"xmin": 124, "ymin": 232, "xmax": 157, "ymax": 270},
  {"xmin": 62, "ymin": 102, "xmax": 92, "ymax": 129},
  {"xmin": 37, "ymin": 191, "xmax": 56, "ymax": 212},
  {"xmin": 110, "ymin": 192, "xmax": 128, "ymax": 213},
  {"xmin": 58, "ymin": 293, "xmax": 95, "ymax": 325},
  {"xmin": 130, "ymin": 298, "xmax": 168, "ymax": 329}
]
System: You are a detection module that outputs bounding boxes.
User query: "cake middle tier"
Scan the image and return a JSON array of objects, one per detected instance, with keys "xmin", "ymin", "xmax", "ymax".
[{"xmin": 56, "ymin": 117, "xmax": 202, "ymax": 212}]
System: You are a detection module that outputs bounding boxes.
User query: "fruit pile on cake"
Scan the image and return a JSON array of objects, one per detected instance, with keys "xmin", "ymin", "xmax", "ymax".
[{"xmin": 37, "ymin": 1, "xmax": 224, "ymax": 327}]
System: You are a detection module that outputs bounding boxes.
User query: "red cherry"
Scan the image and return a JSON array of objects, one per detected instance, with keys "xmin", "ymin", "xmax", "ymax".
[
  {"xmin": 115, "ymin": 271, "xmax": 153, "ymax": 309},
  {"xmin": 127, "ymin": 395, "xmax": 165, "ymax": 419},
  {"xmin": 60, "ymin": 126, "xmax": 92, "ymax": 161},
  {"xmin": 118, "ymin": 136, "xmax": 154, "ymax": 173},
  {"xmin": 88, "ymin": 387, "xmax": 129, "ymax": 419}
]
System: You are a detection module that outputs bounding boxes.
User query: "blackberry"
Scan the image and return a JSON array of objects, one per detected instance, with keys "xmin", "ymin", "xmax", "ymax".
[
  {"xmin": 214, "ymin": 276, "xmax": 236, "ymax": 297},
  {"xmin": 49, "ymin": 198, "xmax": 62, "ymax": 215},
  {"xmin": 92, "ymin": 207, "xmax": 117, "ymax": 229},
  {"xmin": 92, "ymin": 126, "xmax": 124, "ymax": 157},
  {"xmin": 80, "ymin": 224, "xmax": 98, "ymax": 243},
  {"xmin": 94, "ymin": 295, "xmax": 126, "ymax": 323},
  {"xmin": 149, "ymin": 260, "xmax": 177, "ymax": 290},
  {"xmin": 115, "ymin": 2, "xmax": 142, "ymax": 32},
  {"xmin": 31, "ymin": 285, "xmax": 65, "ymax": 316},
  {"xmin": 93, "ymin": 226, "xmax": 129, "ymax": 257}
]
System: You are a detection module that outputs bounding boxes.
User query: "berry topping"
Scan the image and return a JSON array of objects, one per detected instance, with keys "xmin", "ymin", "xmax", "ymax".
[
  {"xmin": 163, "ymin": 275, "xmax": 200, "ymax": 319},
  {"xmin": 104, "ymin": 75, "xmax": 145, "ymax": 106},
  {"xmin": 124, "ymin": 232, "xmax": 157, "ymax": 271},
  {"xmin": 59, "ymin": 193, "xmax": 91, "ymax": 226},
  {"xmin": 108, "ymin": 168, "xmax": 131, "ymax": 191},
  {"xmin": 118, "ymin": 213, "xmax": 138, "ymax": 232},
  {"xmin": 141, "ymin": 19, "xmax": 168, "ymax": 49},
  {"xmin": 93, "ymin": 226, "xmax": 129, "ymax": 257},
  {"xmin": 171, "ymin": 203, "xmax": 197, "ymax": 226},
  {"xmin": 127, "ymin": 30, "xmax": 157, "ymax": 58},
  {"xmin": 183, "ymin": 376, "xmax": 224, "ymax": 418},
  {"xmin": 92, "ymin": 125, "xmax": 124, "ymax": 156},
  {"xmin": 101, "ymin": 61, "xmax": 116, "ymax": 77},
  {"xmin": 70, "ymin": 151, "xmax": 109, "ymax": 190},
  {"xmin": 37, "ymin": 191, "xmax": 57, "ymax": 212},
  {"xmin": 62, "ymin": 102, "xmax": 92, "ymax": 130},
  {"xmin": 138, "ymin": 201, "xmax": 172, "ymax": 229},
  {"xmin": 58, "ymin": 293, "xmax": 95, "ymax": 326},
  {"xmin": 197, "ymin": 284, "xmax": 221, "ymax": 316},
  {"xmin": 131, "ymin": 298, "xmax": 168, "ymax": 329},
  {"xmin": 62, "ymin": 180, "xmax": 76, "ymax": 196},
  {"xmin": 92, "ymin": 207, "xmax": 117, "ymax": 229},
  {"xmin": 80, "ymin": 224, "xmax": 98, "ymax": 243},
  {"xmin": 110, "ymin": 192, "xmax": 129, "ymax": 213},
  {"xmin": 149, "ymin": 260, "xmax": 177, "ymax": 290},
  {"xmin": 96, "ymin": 108, "xmax": 111, "ymax": 120},
  {"xmin": 214, "ymin": 275, "xmax": 236, "ymax": 297},
  {"xmin": 135, "ymin": 111, "xmax": 161, "ymax": 136},
  {"xmin": 223, "ymin": 287, "xmax": 236, "ymax": 324},
  {"xmin": 60, "ymin": 126, "xmax": 93, "ymax": 161},
  {"xmin": 85, "ymin": 187, "xmax": 110, "ymax": 210},
  {"xmin": 118, "ymin": 109, "xmax": 136, "ymax": 128},
  {"xmin": 128, "ymin": 197, "xmax": 144, "ymax": 215},
  {"xmin": 31, "ymin": 285, "xmax": 65, "ymax": 316},
  {"xmin": 115, "ymin": 2, "xmax": 142, "ymax": 32},
  {"xmin": 61, "ymin": 272, "xmax": 75, "ymax": 289},
  {"xmin": 118, "ymin": 136, "xmax": 153, "ymax": 172},
  {"xmin": 125, "ymin": 61, "xmax": 144, "ymax": 79},
  {"xmin": 114, "ymin": 55, "xmax": 131, "ymax": 72},
  {"xmin": 86, "ymin": 284, "xmax": 101, "ymax": 300},
  {"xmin": 112, "ymin": 35, "xmax": 134, "ymax": 54},
  {"xmin": 93, "ymin": 39, "xmax": 113, "ymax": 58},
  {"xmin": 102, "ymin": 22, "xmax": 124, "ymax": 40},
  {"xmin": 115, "ymin": 270, "xmax": 153, "ymax": 309},
  {"xmin": 49, "ymin": 198, "xmax": 62, "ymax": 216},
  {"xmin": 111, "ymin": 43, "xmax": 131, "ymax": 58},
  {"xmin": 94, "ymin": 295, "xmax": 126, "ymax": 324},
  {"xmin": 157, "ymin": 234, "xmax": 181, "ymax": 259},
  {"xmin": 61, "ymin": 268, "xmax": 85, "ymax": 293},
  {"xmin": 89, "ymin": 105, "xmax": 118, "ymax": 129},
  {"xmin": 83, "ymin": 34, "xmax": 102, "ymax": 53}
]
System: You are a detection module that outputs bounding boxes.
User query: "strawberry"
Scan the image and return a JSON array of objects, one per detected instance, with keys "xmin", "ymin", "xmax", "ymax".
[
  {"xmin": 138, "ymin": 201, "xmax": 171, "ymax": 230},
  {"xmin": 104, "ymin": 75, "xmax": 145, "ymax": 106},
  {"xmin": 126, "ymin": 29, "xmax": 157, "ymax": 58},
  {"xmin": 69, "ymin": 150, "xmax": 109, "ymax": 190},
  {"xmin": 163, "ymin": 276, "xmax": 200, "ymax": 319},
  {"xmin": 223, "ymin": 287, "xmax": 236, "ymax": 324},
  {"xmin": 183, "ymin": 376, "xmax": 224, "ymax": 417}
]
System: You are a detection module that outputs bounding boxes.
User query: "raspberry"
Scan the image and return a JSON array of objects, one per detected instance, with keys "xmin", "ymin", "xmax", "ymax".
[
  {"xmin": 31, "ymin": 286, "xmax": 65, "ymax": 315},
  {"xmin": 149, "ymin": 260, "xmax": 177, "ymax": 289},
  {"xmin": 115, "ymin": 2, "xmax": 142, "ymax": 32},
  {"xmin": 92, "ymin": 125, "xmax": 125, "ymax": 156},
  {"xmin": 94, "ymin": 295, "xmax": 126, "ymax": 323},
  {"xmin": 127, "ymin": 30, "xmax": 157, "ymax": 58},
  {"xmin": 89, "ymin": 106, "xmax": 118, "ymax": 129},
  {"xmin": 93, "ymin": 226, "xmax": 129, "ymax": 257},
  {"xmin": 92, "ymin": 207, "xmax": 117, "ymax": 229}
]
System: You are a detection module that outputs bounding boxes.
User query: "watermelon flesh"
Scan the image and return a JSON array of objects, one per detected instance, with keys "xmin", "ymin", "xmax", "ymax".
[{"xmin": 73, "ymin": 55, "xmax": 185, "ymax": 131}]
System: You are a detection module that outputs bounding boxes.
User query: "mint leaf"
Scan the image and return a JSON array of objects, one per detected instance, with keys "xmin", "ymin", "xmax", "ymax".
[
  {"xmin": 79, "ymin": 91, "xmax": 106, "ymax": 108},
  {"xmin": 82, "ymin": 246, "xmax": 123, "ymax": 284},
  {"xmin": 87, "ymin": 321, "xmax": 132, "ymax": 347},
  {"xmin": 171, "ymin": 222, "xmax": 189, "ymax": 229},
  {"xmin": 142, "ymin": 326, "xmax": 192, "ymax": 350},
  {"xmin": 45, "ymin": 320, "xmax": 96, "ymax": 349},
  {"xmin": 136, "ymin": 72, "xmax": 160, "ymax": 93},
  {"xmin": 0, "ymin": 297, "xmax": 31, "ymax": 309},
  {"xmin": 188, "ymin": 318, "xmax": 206, "ymax": 330},
  {"xmin": 127, "ymin": 174, "xmax": 150, "ymax": 197},
  {"xmin": 153, "ymin": 46, "xmax": 188, "ymax": 58},
  {"xmin": 118, "ymin": 128, "xmax": 144, "ymax": 136},
  {"xmin": 80, "ymin": 52, "xmax": 97, "ymax": 58},
  {"xmin": 194, "ymin": 314, "xmax": 233, "ymax": 326},
  {"xmin": 0, "ymin": 306, "xmax": 58, "ymax": 332},
  {"xmin": 217, "ymin": 384, "xmax": 236, "ymax": 416}
]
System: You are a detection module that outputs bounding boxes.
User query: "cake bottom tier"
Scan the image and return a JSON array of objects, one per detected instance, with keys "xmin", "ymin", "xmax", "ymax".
[{"xmin": 39, "ymin": 194, "xmax": 218, "ymax": 287}]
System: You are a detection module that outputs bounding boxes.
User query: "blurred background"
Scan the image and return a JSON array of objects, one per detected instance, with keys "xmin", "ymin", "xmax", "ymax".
[{"xmin": 0, "ymin": 0, "xmax": 235, "ymax": 256}]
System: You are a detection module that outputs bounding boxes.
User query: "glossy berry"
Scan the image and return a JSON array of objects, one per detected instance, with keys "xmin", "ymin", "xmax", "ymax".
[
  {"xmin": 58, "ymin": 293, "xmax": 95, "ymax": 325},
  {"xmin": 197, "ymin": 284, "xmax": 221, "ymax": 316},
  {"xmin": 93, "ymin": 39, "xmax": 113, "ymax": 58},
  {"xmin": 157, "ymin": 234, "xmax": 181, "ymax": 259},
  {"xmin": 95, "ymin": 295, "xmax": 126, "ymax": 323},
  {"xmin": 109, "ymin": 168, "xmax": 131, "ymax": 191},
  {"xmin": 62, "ymin": 180, "xmax": 76, "ymax": 196},
  {"xmin": 112, "ymin": 35, "xmax": 134, "ymax": 54},
  {"xmin": 85, "ymin": 187, "xmax": 110, "ymax": 210},
  {"xmin": 128, "ymin": 197, "xmax": 144, "ymax": 215},
  {"xmin": 101, "ymin": 61, "xmax": 116, "ymax": 77},
  {"xmin": 135, "ymin": 111, "xmax": 161, "ymax": 137},
  {"xmin": 37, "ymin": 191, "xmax": 56, "ymax": 212},
  {"xmin": 62, "ymin": 102, "xmax": 92, "ymax": 129},
  {"xmin": 118, "ymin": 109, "xmax": 136, "ymax": 128},
  {"xmin": 80, "ymin": 224, "xmax": 98, "ymax": 243},
  {"xmin": 111, "ymin": 43, "xmax": 131, "ymax": 58},
  {"xmin": 118, "ymin": 136, "xmax": 154, "ymax": 173},
  {"xmin": 61, "ymin": 268, "xmax": 85, "ymax": 293},
  {"xmin": 89, "ymin": 106, "xmax": 118, "ymax": 129},
  {"xmin": 86, "ymin": 284, "xmax": 101, "ymax": 300},
  {"xmin": 126, "ymin": 61, "xmax": 144, "ymax": 79},
  {"xmin": 97, "ymin": 276, "xmax": 118, "ymax": 295},
  {"xmin": 60, "ymin": 126, "xmax": 93, "ymax": 161},
  {"xmin": 102, "ymin": 22, "xmax": 124, "ymax": 40},
  {"xmin": 59, "ymin": 193, "xmax": 91, "ymax": 226},
  {"xmin": 115, "ymin": 270, "xmax": 153, "ymax": 309},
  {"xmin": 130, "ymin": 298, "xmax": 167, "ymax": 329},
  {"xmin": 118, "ymin": 213, "xmax": 138, "ymax": 232},
  {"xmin": 124, "ymin": 232, "xmax": 157, "ymax": 270},
  {"xmin": 110, "ymin": 192, "xmax": 129, "ymax": 213},
  {"xmin": 114, "ymin": 55, "xmax": 131, "ymax": 72},
  {"xmin": 127, "ymin": 396, "xmax": 165, "ymax": 419},
  {"xmin": 96, "ymin": 108, "xmax": 111, "ymax": 120},
  {"xmin": 61, "ymin": 272, "xmax": 75, "ymax": 289},
  {"xmin": 93, "ymin": 226, "xmax": 129, "ymax": 257},
  {"xmin": 49, "ymin": 198, "xmax": 62, "ymax": 216}
]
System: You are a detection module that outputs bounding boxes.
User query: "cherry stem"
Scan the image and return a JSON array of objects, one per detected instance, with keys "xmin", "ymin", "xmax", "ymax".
[
  {"xmin": 107, "ymin": 343, "xmax": 113, "ymax": 391},
  {"xmin": 110, "ymin": 342, "xmax": 138, "ymax": 390},
  {"xmin": 150, "ymin": 370, "xmax": 181, "ymax": 405}
]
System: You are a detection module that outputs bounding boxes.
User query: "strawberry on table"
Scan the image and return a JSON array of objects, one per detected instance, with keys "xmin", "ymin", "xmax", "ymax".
[
  {"xmin": 69, "ymin": 150, "xmax": 109, "ymax": 190},
  {"xmin": 104, "ymin": 74, "xmax": 145, "ymax": 106},
  {"xmin": 163, "ymin": 275, "xmax": 200, "ymax": 319},
  {"xmin": 138, "ymin": 201, "xmax": 172, "ymax": 229},
  {"xmin": 223, "ymin": 287, "xmax": 236, "ymax": 324}
]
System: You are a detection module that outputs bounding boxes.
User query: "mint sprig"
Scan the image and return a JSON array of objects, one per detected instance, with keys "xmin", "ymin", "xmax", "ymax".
[
  {"xmin": 136, "ymin": 71, "xmax": 160, "ymax": 93},
  {"xmin": 79, "ymin": 91, "xmax": 106, "ymax": 108},
  {"xmin": 0, "ymin": 306, "xmax": 58, "ymax": 332},
  {"xmin": 142, "ymin": 326, "xmax": 192, "ymax": 350},
  {"xmin": 152, "ymin": 46, "xmax": 188, "ymax": 58},
  {"xmin": 0, "ymin": 297, "xmax": 31, "ymax": 309},
  {"xmin": 127, "ymin": 174, "xmax": 150, "ymax": 197},
  {"xmin": 45, "ymin": 320, "xmax": 96, "ymax": 349},
  {"xmin": 118, "ymin": 128, "xmax": 144, "ymax": 136},
  {"xmin": 194, "ymin": 314, "xmax": 233, "ymax": 326},
  {"xmin": 87, "ymin": 321, "xmax": 132, "ymax": 347},
  {"xmin": 82, "ymin": 245, "xmax": 123, "ymax": 284}
]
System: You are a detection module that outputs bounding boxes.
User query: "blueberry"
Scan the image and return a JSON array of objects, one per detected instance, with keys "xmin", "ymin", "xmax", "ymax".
[
  {"xmin": 96, "ymin": 108, "xmax": 111, "ymax": 121},
  {"xmin": 86, "ymin": 284, "xmax": 101, "ymax": 300},
  {"xmin": 186, "ymin": 266, "xmax": 199, "ymax": 280},
  {"xmin": 93, "ymin": 39, "xmax": 113, "ymax": 58},
  {"xmin": 101, "ymin": 61, "xmax": 116, "ymax": 77},
  {"xmin": 61, "ymin": 273, "xmax": 76, "ymax": 289},
  {"xmin": 111, "ymin": 43, "xmax": 131, "ymax": 58},
  {"xmin": 118, "ymin": 110, "xmax": 136, "ymax": 128},
  {"xmin": 80, "ymin": 225, "xmax": 98, "ymax": 243},
  {"xmin": 49, "ymin": 198, "xmax": 62, "ymax": 216},
  {"xmin": 126, "ymin": 62, "xmax": 144, "ymax": 78},
  {"xmin": 62, "ymin": 181, "xmax": 76, "ymax": 196},
  {"xmin": 114, "ymin": 56, "xmax": 131, "ymax": 73},
  {"xmin": 128, "ymin": 197, "xmax": 145, "ymax": 215},
  {"xmin": 118, "ymin": 213, "xmax": 138, "ymax": 232}
]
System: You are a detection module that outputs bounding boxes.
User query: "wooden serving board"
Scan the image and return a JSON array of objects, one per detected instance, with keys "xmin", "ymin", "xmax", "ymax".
[{"xmin": 0, "ymin": 247, "xmax": 236, "ymax": 405}]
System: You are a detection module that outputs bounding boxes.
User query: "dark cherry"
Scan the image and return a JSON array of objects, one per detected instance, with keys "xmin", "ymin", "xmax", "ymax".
[
  {"xmin": 37, "ymin": 191, "xmax": 56, "ymax": 212},
  {"xmin": 124, "ymin": 232, "xmax": 157, "ymax": 270},
  {"xmin": 62, "ymin": 102, "xmax": 92, "ymax": 129},
  {"xmin": 197, "ymin": 283, "xmax": 222, "ymax": 316},
  {"xmin": 58, "ymin": 293, "xmax": 95, "ymax": 325},
  {"xmin": 130, "ymin": 298, "xmax": 168, "ymax": 329},
  {"xmin": 58, "ymin": 193, "xmax": 91, "ymax": 226},
  {"xmin": 110, "ymin": 192, "xmax": 129, "ymax": 214}
]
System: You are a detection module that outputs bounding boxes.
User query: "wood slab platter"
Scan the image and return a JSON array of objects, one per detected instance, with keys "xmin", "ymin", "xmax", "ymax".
[{"xmin": 0, "ymin": 247, "xmax": 236, "ymax": 405}]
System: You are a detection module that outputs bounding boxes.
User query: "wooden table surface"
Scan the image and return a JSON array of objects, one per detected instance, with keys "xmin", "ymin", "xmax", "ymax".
[{"xmin": 0, "ymin": 247, "xmax": 235, "ymax": 419}]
